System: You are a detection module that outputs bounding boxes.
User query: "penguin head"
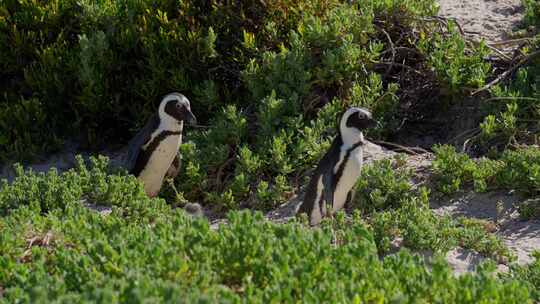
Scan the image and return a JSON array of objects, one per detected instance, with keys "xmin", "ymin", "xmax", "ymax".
[
  {"xmin": 158, "ymin": 92, "xmax": 197, "ymax": 127},
  {"xmin": 339, "ymin": 107, "xmax": 376, "ymax": 144}
]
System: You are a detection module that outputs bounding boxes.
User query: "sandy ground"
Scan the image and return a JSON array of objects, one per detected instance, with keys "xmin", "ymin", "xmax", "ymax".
[
  {"xmin": 432, "ymin": 190, "xmax": 540, "ymax": 270},
  {"xmin": 438, "ymin": 0, "xmax": 525, "ymax": 43},
  {"xmin": 0, "ymin": 141, "xmax": 126, "ymax": 183}
]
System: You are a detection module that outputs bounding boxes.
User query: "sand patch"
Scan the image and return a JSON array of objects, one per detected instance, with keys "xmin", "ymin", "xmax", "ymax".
[{"xmin": 438, "ymin": 0, "xmax": 525, "ymax": 43}]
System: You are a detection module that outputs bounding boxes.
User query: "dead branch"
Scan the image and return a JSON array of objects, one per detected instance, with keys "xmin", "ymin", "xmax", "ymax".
[
  {"xmin": 421, "ymin": 15, "xmax": 517, "ymax": 61},
  {"xmin": 418, "ymin": 16, "xmax": 465, "ymax": 36},
  {"xmin": 471, "ymin": 49, "xmax": 540, "ymax": 96},
  {"xmin": 485, "ymin": 44, "xmax": 513, "ymax": 61},
  {"xmin": 380, "ymin": 47, "xmax": 421, "ymax": 57},
  {"xmin": 447, "ymin": 128, "xmax": 481, "ymax": 145},
  {"xmin": 374, "ymin": 62, "xmax": 425, "ymax": 76},
  {"xmin": 483, "ymin": 96, "xmax": 540, "ymax": 103},
  {"xmin": 380, "ymin": 28, "xmax": 396, "ymax": 77},
  {"xmin": 462, "ymin": 133, "xmax": 481, "ymax": 153},
  {"xmin": 215, "ymin": 157, "xmax": 235, "ymax": 191},
  {"xmin": 371, "ymin": 140, "xmax": 430, "ymax": 155},
  {"xmin": 489, "ymin": 37, "xmax": 535, "ymax": 47}
]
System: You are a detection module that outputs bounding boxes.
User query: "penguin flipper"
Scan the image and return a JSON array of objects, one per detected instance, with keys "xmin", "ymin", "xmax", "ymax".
[
  {"xmin": 124, "ymin": 114, "xmax": 160, "ymax": 173},
  {"xmin": 322, "ymin": 171, "xmax": 335, "ymax": 216}
]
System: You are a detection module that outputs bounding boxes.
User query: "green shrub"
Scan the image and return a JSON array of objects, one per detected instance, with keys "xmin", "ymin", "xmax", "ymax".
[
  {"xmin": 503, "ymin": 252, "xmax": 540, "ymax": 300},
  {"xmin": 432, "ymin": 145, "xmax": 480, "ymax": 194},
  {"xmin": 3, "ymin": 1, "xmax": 540, "ymax": 301},
  {"xmin": 496, "ymin": 147, "xmax": 540, "ymax": 196},
  {"xmin": 355, "ymin": 156, "xmax": 416, "ymax": 212},
  {"xmin": 478, "ymin": 46, "xmax": 540, "ymax": 149},
  {"xmin": 522, "ymin": 0, "xmax": 540, "ymax": 27},
  {"xmin": 417, "ymin": 22, "xmax": 491, "ymax": 95},
  {"xmin": 369, "ymin": 186, "xmax": 510, "ymax": 260},
  {"xmin": 0, "ymin": 155, "xmax": 153, "ymax": 216},
  {"xmin": 1, "ymin": 0, "xmax": 501, "ymax": 215},
  {"xmin": 0, "ymin": 142, "xmax": 537, "ymax": 302},
  {"xmin": 432, "ymin": 145, "xmax": 540, "ymax": 197},
  {"xmin": 0, "ymin": 176, "xmax": 533, "ymax": 302}
]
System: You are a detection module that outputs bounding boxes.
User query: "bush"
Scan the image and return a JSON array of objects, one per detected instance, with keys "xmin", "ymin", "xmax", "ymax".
[
  {"xmin": 3, "ymin": 0, "xmax": 540, "ymax": 301},
  {"xmin": 432, "ymin": 145, "xmax": 540, "ymax": 197},
  {"xmin": 417, "ymin": 23, "xmax": 491, "ymax": 94},
  {"xmin": 522, "ymin": 0, "xmax": 540, "ymax": 27},
  {"xmin": 355, "ymin": 156, "xmax": 416, "ymax": 212},
  {"xmin": 0, "ymin": 165, "xmax": 536, "ymax": 302}
]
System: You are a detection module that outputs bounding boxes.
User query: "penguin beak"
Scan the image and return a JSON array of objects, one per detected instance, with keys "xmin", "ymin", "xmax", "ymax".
[{"xmin": 185, "ymin": 110, "xmax": 197, "ymax": 126}]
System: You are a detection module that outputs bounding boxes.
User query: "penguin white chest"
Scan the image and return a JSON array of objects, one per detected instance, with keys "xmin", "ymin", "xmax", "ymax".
[
  {"xmin": 138, "ymin": 134, "xmax": 182, "ymax": 197},
  {"xmin": 332, "ymin": 146, "xmax": 363, "ymax": 212}
]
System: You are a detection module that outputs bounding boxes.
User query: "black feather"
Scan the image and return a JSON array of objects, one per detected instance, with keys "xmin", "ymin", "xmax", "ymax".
[{"xmin": 124, "ymin": 114, "xmax": 160, "ymax": 173}]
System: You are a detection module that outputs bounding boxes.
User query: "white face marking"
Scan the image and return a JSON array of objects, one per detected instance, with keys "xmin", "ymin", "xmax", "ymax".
[
  {"xmin": 339, "ymin": 107, "xmax": 372, "ymax": 146},
  {"xmin": 158, "ymin": 93, "xmax": 191, "ymax": 130}
]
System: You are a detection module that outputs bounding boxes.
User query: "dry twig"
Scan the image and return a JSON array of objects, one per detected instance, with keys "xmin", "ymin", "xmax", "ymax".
[
  {"xmin": 374, "ymin": 62, "xmax": 425, "ymax": 76},
  {"xmin": 472, "ymin": 49, "xmax": 540, "ymax": 96},
  {"xmin": 371, "ymin": 140, "xmax": 429, "ymax": 155},
  {"xmin": 489, "ymin": 38, "xmax": 535, "ymax": 47},
  {"xmin": 447, "ymin": 128, "xmax": 481, "ymax": 145},
  {"xmin": 215, "ymin": 157, "xmax": 235, "ymax": 191},
  {"xmin": 380, "ymin": 28, "xmax": 396, "ymax": 77}
]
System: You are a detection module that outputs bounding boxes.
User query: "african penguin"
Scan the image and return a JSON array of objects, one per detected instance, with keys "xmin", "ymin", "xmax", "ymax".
[
  {"xmin": 297, "ymin": 107, "xmax": 376, "ymax": 226},
  {"xmin": 124, "ymin": 92, "xmax": 197, "ymax": 197}
]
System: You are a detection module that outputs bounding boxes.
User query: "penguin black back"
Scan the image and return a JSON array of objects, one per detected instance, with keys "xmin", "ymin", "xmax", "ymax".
[{"xmin": 125, "ymin": 113, "xmax": 160, "ymax": 176}]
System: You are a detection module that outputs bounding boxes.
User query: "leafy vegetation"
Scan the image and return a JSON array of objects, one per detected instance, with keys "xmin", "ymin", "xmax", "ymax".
[
  {"xmin": 475, "ymin": 0, "xmax": 540, "ymax": 153},
  {"xmin": 522, "ymin": 0, "xmax": 540, "ymax": 28},
  {"xmin": 0, "ymin": 159, "xmax": 538, "ymax": 302},
  {"xmin": 432, "ymin": 145, "xmax": 540, "ymax": 196},
  {"xmin": 352, "ymin": 158, "xmax": 510, "ymax": 260}
]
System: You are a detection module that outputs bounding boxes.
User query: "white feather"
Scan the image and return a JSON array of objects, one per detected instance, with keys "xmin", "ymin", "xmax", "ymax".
[
  {"xmin": 138, "ymin": 123, "xmax": 183, "ymax": 197},
  {"xmin": 331, "ymin": 144, "xmax": 363, "ymax": 213}
]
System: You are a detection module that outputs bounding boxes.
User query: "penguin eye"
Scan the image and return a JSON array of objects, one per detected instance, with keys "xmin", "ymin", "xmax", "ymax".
[{"xmin": 176, "ymin": 103, "xmax": 181, "ymax": 109}]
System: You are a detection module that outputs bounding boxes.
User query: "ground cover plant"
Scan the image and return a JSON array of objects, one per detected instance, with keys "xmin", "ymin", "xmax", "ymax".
[
  {"xmin": 2, "ymin": 0, "xmax": 540, "ymax": 302},
  {"xmin": 0, "ymin": 159, "xmax": 539, "ymax": 302},
  {"xmin": 354, "ymin": 158, "xmax": 511, "ymax": 260},
  {"xmin": 432, "ymin": 145, "xmax": 540, "ymax": 196}
]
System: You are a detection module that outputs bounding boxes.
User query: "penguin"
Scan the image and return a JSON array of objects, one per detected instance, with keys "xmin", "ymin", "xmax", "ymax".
[
  {"xmin": 297, "ymin": 107, "xmax": 376, "ymax": 226},
  {"xmin": 124, "ymin": 92, "xmax": 197, "ymax": 197}
]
